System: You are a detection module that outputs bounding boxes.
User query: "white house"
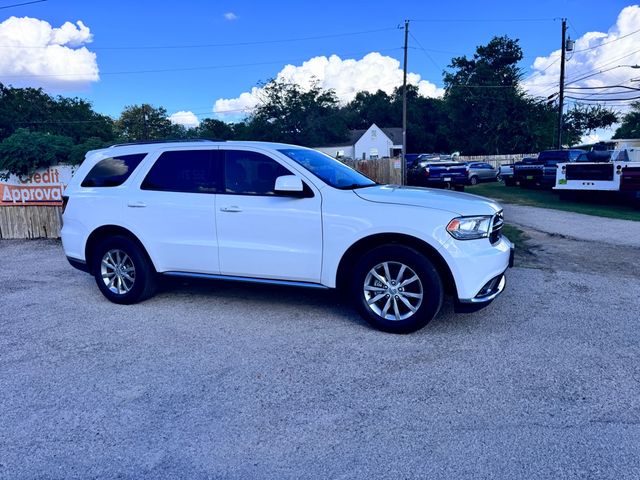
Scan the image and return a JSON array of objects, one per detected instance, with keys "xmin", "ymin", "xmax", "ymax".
[{"xmin": 315, "ymin": 124, "xmax": 402, "ymax": 160}]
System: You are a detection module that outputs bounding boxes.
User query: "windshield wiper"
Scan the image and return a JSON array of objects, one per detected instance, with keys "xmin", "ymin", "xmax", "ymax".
[{"xmin": 338, "ymin": 183, "xmax": 376, "ymax": 190}]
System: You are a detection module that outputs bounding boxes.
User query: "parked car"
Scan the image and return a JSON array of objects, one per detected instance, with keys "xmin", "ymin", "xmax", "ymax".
[
  {"xmin": 61, "ymin": 140, "xmax": 513, "ymax": 334},
  {"xmin": 465, "ymin": 162, "xmax": 500, "ymax": 185},
  {"xmin": 407, "ymin": 154, "xmax": 468, "ymax": 190},
  {"xmin": 514, "ymin": 149, "xmax": 584, "ymax": 188}
]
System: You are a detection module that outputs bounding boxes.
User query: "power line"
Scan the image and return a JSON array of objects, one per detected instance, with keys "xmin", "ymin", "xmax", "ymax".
[
  {"xmin": 408, "ymin": 32, "xmax": 441, "ymax": 71},
  {"xmin": 565, "ymin": 85, "xmax": 640, "ymax": 91},
  {"xmin": 0, "ymin": 0, "xmax": 46, "ymax": 9},
  {"xmin": 565, "ymin": 95, "xmax": 640, "ymax": 102},
  {"xmin": 571, "ymin": 26, "xmax": 640, "ymax": 53},
  {"xmin": 411, "ymin": 17, "xmax": 554, "ymax": 23},
  {"xmin": 0, "ymin": 48, "xmax": 402, "ymax": 78},
  {"xmin": 0, "ymin": 26, "xmax": 398, "ymax": 50}
]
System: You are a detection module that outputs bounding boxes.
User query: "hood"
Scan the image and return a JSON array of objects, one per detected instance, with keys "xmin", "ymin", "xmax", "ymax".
[{"xmin": 354, "ymin": 185, "xmax": 501, "ymax": 216}]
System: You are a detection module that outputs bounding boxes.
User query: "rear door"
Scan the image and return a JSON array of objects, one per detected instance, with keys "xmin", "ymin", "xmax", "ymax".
[
  {"xmin": 127, "ymin": 148, "xmax": 221, "ymax": 273},
  {"xmin": 215, "ymin": 147, "xmax": 323, "ymax": 282}
]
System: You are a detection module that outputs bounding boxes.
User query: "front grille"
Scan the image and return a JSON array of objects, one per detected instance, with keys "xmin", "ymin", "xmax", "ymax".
[{"xmin": 490, "ymin": 211, "xmax": 503, "ymax": 244}]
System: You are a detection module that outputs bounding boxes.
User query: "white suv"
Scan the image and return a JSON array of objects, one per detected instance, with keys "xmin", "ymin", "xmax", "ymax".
[{"xmin": 62, "ymin": 140, "xmax": 513, "ymax": 333}]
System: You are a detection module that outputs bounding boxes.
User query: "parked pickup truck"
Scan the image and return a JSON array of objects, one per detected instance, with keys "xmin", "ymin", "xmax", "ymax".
[
  {"xmin": 555, "ymin": 149, "xmax": 640, "ymax": 206},
  {"xmin": 500, "ymin": 158, "xmax": 536, "ymax": 186},
  {"xmin": 407, "ymin": 154, "xmax": 468, "ymax": 190},
  {"xmin": 514, "ymin": 149, "xmax": 584, "ymax": 188}
]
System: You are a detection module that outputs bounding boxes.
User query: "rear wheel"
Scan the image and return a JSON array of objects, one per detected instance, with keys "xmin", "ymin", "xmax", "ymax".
[
  {"xmin": 92, "ymin": 235, "xmax": 157, "ymax": 304},
  {"xmin": 469, "ymin": 175, "xmax": 479, "ymax": 186},
  {"xmin": 351, "ymin": 245, "xmax": 443, "ymax": 334}
]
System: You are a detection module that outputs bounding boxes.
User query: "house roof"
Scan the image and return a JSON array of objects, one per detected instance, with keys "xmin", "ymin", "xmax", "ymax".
[
  {"xmin": 318, "ymin": 125, "xmax": 403, "ymax": 148},
  {"xmin": 381, "ymin": 127, "xmax": 402, "ymax": 146}
]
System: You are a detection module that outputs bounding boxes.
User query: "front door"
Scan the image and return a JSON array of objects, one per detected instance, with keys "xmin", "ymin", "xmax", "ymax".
[{"xmin": 215, "ymin": 148, "xmax": 323, "ymax": 283}]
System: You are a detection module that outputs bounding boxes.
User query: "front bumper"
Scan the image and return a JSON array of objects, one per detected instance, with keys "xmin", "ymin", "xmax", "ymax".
[{"xmin": 454, "ymin": 242, "xmax": 514, "ymax": 313}]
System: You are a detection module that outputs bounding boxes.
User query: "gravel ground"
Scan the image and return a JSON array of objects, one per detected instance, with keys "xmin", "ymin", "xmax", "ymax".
[
  {"xmin": 1, "ymin": 231, "xmax": 639, "ymax": 479},
  {"xmin": 502, "ymin": 204, "xmax": 640, "ymax": 247}
]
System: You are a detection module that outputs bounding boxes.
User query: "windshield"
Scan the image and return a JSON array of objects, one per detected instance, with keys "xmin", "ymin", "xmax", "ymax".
[{"xmin": 278, "ymin": 148, "xmax": 376, "ymax": 189}]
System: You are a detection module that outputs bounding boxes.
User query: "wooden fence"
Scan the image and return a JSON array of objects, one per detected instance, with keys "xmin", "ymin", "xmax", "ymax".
[
  {"xmin": 0, "ymin": 206, "xmax": 62, "ymax": 239},
  {"xmin": 342, "ymin": 157, "xmax": 402, "ymax": 184}
]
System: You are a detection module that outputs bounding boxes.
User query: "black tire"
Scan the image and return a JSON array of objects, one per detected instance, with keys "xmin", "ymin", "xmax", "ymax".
[
  {"xmin": 350, "ymin": 245, "xmax": 443, "ymax": 334},
  {"xmin": 504, "ymin": 177, "xmax": 515, "ymax": 187},
  {"xmin": 91, "ymin": 235, "xmax": 157, "ymax": 304},
  {"xmin": 469, "ymin": 175, "xmax": 479, "ymax": 186}
]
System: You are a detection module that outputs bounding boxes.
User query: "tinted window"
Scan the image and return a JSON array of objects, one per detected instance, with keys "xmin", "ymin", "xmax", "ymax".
[
  {"xmin": 81, "ymin": 153, "xmax": 146, "ymax": 187},
  {"xmin": 141, "ymin": 150, "xmax": 220, "ymax": 194},
  {"xmin": 224, "ymin": 150, "xmax": 292, "ymax": 195},
  {"xmin": 278, "ymin": 148, "xmax": 376, "ymax": 189}
]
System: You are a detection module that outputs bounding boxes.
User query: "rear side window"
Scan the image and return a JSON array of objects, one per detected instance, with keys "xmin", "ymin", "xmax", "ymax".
[
  {"xmin": 224, "ymin": 150, "xmax": 292, "ymax": 195},
  {"xmin": 141, "ymin": 150, "xmax": 221, "ymax": 194},
  {"xmin": 81, "ymin": 153, "xmax": 146, "ymax": 187}
]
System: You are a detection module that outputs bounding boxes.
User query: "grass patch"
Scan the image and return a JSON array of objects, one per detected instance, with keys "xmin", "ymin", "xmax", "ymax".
[
  {"xmin": 502, "ymin": 224, "xmax": 529, "ymax": 250},
  {"xmin": 468, "ymin": 182, "xmax": 640, "ymax": 222}
]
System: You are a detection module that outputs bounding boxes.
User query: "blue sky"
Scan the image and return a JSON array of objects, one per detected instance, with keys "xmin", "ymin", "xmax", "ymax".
[{"xmin": 0, "ymin": 0, "xmax": 637, "ymax": 130}]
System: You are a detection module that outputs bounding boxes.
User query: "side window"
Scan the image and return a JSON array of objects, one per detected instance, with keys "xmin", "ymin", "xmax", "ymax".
[
  {"xmin": 224, "ymin": 150, "xmax": 292, "ymax": 195},
  {"xmin": 81, "ymin": 153, "xmax": 146, "ymax": 187},
  {"xmin": 141, "ymin": 150, "xmax": 221, "ymax": 194}
]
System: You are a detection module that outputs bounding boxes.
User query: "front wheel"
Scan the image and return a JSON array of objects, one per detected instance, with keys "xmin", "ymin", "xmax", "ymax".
[
  {"xmin": 351, "ymin": 245, "xmax": 443, "ymax": 334},
  {"xmin": 92, "ymin": 235, "xmax": 157, "ymax": 304}
]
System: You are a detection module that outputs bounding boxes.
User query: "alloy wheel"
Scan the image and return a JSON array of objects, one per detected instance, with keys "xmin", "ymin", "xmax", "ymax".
[
  {"xmin": 363, "ymin": 261, "xmax": 423, "ymax": 321},
  {"xmin": 100, "ymin": 249, "xmax": 136, "ymax": 295}
]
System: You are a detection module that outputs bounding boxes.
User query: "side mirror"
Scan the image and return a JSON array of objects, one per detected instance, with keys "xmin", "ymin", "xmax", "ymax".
[{"xmin": 274, "ymin": 175, "xmax": 310, "ymax": 198}]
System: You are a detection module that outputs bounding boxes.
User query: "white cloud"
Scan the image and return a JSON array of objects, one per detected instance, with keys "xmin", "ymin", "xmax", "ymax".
[
  {"xmin": 168, "ymin": 111, "xmax": 200, "ymax": 129},
  {"xmin": 223, "ymin": 12, "xmax": 238, "ymax": 21},
  {"xmin": 523, "ymin": 5, "xmax": 640, "ymax": 113},
  {"xmin": 0, "ymin": 16, "xmax": 98, "ymax": 91},
  {"xmin": 213, "ymin": 52, "xmax": 444, "ymax": 119}
]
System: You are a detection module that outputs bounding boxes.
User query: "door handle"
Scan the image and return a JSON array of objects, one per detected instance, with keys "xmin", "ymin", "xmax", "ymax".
[
  {"xmin": 127, "ymin": 201, "xmax": 147, "ymax": 208},
  {"xmin": 220, "ymin": 206, "xmax": 242, "ymax": 213}
]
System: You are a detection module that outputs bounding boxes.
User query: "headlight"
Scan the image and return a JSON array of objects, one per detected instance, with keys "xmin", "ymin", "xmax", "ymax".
[
  {"xmin": 419, "ymin": 161, "xmax": 429, "ymax": 167},
  {"xmin": 446, "ymin": 216, "xmax": 492, "ymax": 240}
]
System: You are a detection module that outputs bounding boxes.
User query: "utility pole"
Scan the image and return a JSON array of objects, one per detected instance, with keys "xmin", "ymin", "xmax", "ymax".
[
  {"xmin": 142, "ymin": 104, "xmax": 149, "ymax": 140},
  {"xmin": 401, "ymin": 19, "xmax": 409, "ymax": 186},
  {"xmin": 557, "ymin": 18, "xmax": 567, "ymax": 149}
]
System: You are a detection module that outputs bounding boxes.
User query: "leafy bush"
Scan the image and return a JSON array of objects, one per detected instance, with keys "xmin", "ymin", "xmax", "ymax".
[
  {"xmin": 0, "ymin": 129, "xmax": 73, "ymax": 176},
  {"xmin": 69, "ymin": 137, "xmax": 111, "ymax": 165}
]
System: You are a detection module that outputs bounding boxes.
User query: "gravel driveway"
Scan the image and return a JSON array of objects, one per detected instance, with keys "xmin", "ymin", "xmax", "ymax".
[{"xmin": 1, "ymin": 228, "xmax": 639, "ymax": 479}]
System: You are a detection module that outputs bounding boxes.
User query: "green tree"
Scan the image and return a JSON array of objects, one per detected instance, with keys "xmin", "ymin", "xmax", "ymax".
[
  {"xmin": 0, "ymin": 83, "xmax": 115, "ymax": 143},
  {"xmin": 244, "ymin": 79, "xmax": 348, "ymax": 146},
  {"xmin": 613, "ymin": 102, "xmax": 640, "ymax": 139},
  {"xmin": 195, "ymin": 118, "xmax": 235, "ymax": 140},
  {"xmin": 116, "ymin": 104, "xmax": 174, "ymax": 141},
  {"xmin": 563, "ymin": 104, "xmax": 618, "ymax": 145},
  {"xmin": 343, "ymin": 90, "xmax": 398, "ymax": 129},
  {"xmin": 443, "ymin": 35, "xmax": 532, "ymax": 154},
  {"xmin": 0, "ymin": 129, "xmax": 73, "ymax": 176},
  {"xmin": 68, "ymin": 137, "xmax": 110, "ymax": 165}
]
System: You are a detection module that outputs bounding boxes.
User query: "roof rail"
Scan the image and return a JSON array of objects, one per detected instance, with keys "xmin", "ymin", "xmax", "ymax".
[{"xmin": 108, "ymin": 138, "xmax": 224, "ymax": 148}]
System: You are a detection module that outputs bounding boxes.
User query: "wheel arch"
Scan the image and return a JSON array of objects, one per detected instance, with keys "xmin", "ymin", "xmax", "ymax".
[
  {"xmin": 335, "ymin": 233, "xmax": 456, "ymax": 295},
  {"xmin": 84, "ymin": 225, "xmax": 155, "ymax": 275}
]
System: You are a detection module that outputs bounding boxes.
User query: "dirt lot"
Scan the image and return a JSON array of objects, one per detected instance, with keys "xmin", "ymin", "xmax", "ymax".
[{"xmin": 1, "ymin": 227, "xmax": 639, "ymax": 479}]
